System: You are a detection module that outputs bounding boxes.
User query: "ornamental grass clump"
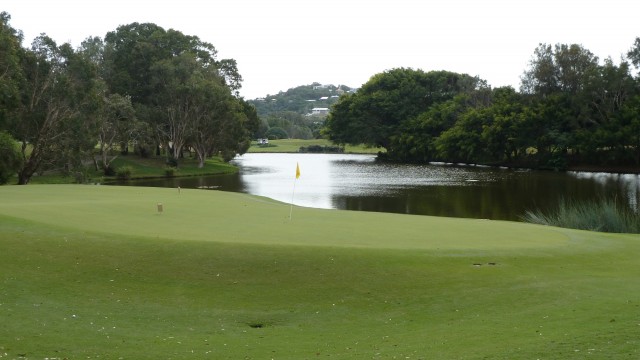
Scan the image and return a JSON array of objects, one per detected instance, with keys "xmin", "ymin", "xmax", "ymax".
[{"xmin": 523, "ymin": 198, "xmax": 640, "ymax": 233}]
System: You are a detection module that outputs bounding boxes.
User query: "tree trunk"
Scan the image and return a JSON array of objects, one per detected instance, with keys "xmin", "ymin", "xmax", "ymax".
[
  {"xmin": 17, "ymin": 140, "xmax": 43, "ymax": 185},
  {"xmin": 195, "ymin": 147, "xmax": 206, "ymax": 168},
  {"xmin": 17, "ymin": 159, "xmax": 38, "ymax": 185}
]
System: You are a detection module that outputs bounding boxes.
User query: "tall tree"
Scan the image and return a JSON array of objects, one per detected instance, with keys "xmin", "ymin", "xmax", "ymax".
[
  {"xmin": 519, "ymin": 43, "xmax": 602, "ymax": 168},
  {"xmin": 0, "ymin": 12, "xmax": 23, "ymax": 129},
  {"xmin": 480, "ymin": 87, "xmax": 528, "ymax": 162},
  {"xmin": 103, "ymin": 23, "xmax": 244, "ymax": 162},
  {"xmin": 95, "ymin": 93, "xmax": 137, "ymax": 173},
  {"xmin": 150, "ymin": 53, "xmax": 203, "ymax": 163},
  {"xmin": 12, "ymin": 36, "xmax": 99, "ymax": 184},
  {"xmin": 626, "ymin": 37, "xmax": 640, "ymax": 71},
  {"xmin": 521, "ymin": 43, "xmax": 600, "ymax": 96},
  {"xmin": 326, "ymin": 68, "xmax": 483, "ymax": 154}
]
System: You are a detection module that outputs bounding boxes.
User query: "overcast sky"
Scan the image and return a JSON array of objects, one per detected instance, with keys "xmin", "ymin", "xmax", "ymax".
[{"xmin": 4, "ymin": 0, "xmax": 638, "ymax": 99}]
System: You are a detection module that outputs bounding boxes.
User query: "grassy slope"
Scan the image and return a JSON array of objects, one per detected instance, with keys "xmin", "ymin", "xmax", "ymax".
[
  {"xmin": 0, "ymin": 185, "xmax": 638, "ymax": 359},
  {"xmin": 23, "ymin": 156, "xmax": 238, "ymax": 185}
]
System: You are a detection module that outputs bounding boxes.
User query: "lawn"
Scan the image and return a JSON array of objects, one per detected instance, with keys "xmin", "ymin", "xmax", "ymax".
[
  {"xmin": 248, "ymin": 139, "xmax": 382, "ymax": 154},
  {"xmin": 0, "ymin": 185, "xmax": 638, "ymax": 359}
]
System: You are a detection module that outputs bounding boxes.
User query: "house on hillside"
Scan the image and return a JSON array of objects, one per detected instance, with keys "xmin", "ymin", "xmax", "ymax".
[{"xmin": 311, "ymin": 107, "xmax": 329, "ymax": 115}]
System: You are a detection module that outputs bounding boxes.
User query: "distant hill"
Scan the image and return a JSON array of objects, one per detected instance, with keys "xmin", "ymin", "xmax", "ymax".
[{"xmin": 248, "ymin": 82, "xmax": 356, "ymax": 118}]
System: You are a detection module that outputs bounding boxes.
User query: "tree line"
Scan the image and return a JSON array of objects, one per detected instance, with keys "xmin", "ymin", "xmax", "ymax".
[
  {"xmin": 0, "ymin": 12, "xmax": 259, "ymax": 185},
  {"xmin": 326, "ymin": 42, "xmax": 640, "ymax": 171}
]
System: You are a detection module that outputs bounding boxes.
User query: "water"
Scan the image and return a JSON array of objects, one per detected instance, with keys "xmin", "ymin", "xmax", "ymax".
[{"xmin": 115, "ymin": 153, "xmax": 640, "ymax": 221}]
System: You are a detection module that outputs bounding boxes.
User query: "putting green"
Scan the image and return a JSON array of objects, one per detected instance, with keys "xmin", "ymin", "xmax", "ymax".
[
  {"xmin": 1, "ymin": 184, "xmax": 639, "ymax": 359},
  {"xmin": 0, "ymin": 184, "xmax": 570, "ymax": 250}
]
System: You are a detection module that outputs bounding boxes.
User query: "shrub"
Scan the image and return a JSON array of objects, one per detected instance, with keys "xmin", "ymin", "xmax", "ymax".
[
  {"xmin": 103, "ymin": 165, "xmax": 116, "ymax": 176},
  {"xmin": 164, "ymin": 167, "xmax": 177, "ymax": 177},
  {"xmin": 220, "ymin": 150, "xmax": 236, "ymax": 162},
  {"xmin": 166, "ymin": 157, "xmax": 178, "ymax": 168},
  {"xmin": 265, "ymin": 127, "xmax": 288, "ymax": 140},
  {"xmin": 0, "ymin": 131, "xmax": 22, "ymax": 184},
  {"xmin": 116, "ymin": 166, "xmax": 133, "ymax": 180},
  {"xmin": 72, "ymin": 166, "xmax": 93, "ymax": 184},
  {"xmin": 522, "ymin": 198, "xmax": 640, "ymax": 234},
  {"xmin": 299, "ymin": 145, "xmax": 344, "ymax": 153}
]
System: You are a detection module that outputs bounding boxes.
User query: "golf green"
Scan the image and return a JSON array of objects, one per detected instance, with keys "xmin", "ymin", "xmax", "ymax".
[{"xmin": 0, "ymin": 185, "xmax": 638, "ymax": 359}]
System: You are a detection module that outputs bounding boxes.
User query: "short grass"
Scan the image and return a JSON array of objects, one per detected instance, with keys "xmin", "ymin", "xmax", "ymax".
[
  {"xmin": 1, "ymin": 185, "xmax": 639, "ymax": 359},
  {"xmin": 248, "ymin": 139, "xmax": 383, "ymax": 154}
]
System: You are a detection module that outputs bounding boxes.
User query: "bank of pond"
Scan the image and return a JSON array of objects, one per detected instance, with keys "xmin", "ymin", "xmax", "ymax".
[{"xmin": 107, "ymin": 153, "xmax": 639, "ymax": 233}]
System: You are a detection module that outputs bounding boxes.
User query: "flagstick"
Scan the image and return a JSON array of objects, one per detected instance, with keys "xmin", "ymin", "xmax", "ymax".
[
  {"xmin": 289, "ymin": 177, "xmax": 297, "ymax": 221},
  {"xmin": 289, "ymin": 162, "xmax": 300, "ymax": 221}
]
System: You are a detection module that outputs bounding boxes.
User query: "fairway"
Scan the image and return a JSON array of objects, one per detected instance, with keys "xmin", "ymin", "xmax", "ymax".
[{"xmin": 1, "ymin": 185, "xmax": 639, "ymax": 359}]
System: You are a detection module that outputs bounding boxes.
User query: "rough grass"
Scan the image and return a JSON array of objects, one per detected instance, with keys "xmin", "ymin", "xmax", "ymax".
[
  {"xmin": 523, "ymin": 198, "xmax": 640, "ymax": 234},
  {"xmin": 0, "ymin": 185, "xmax": 639, "ymax": 359}
]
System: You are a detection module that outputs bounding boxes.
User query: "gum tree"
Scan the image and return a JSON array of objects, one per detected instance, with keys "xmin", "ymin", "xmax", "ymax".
[{"xmin": 13, "ymin": 36, "xmax": 99, "ymax": 184}]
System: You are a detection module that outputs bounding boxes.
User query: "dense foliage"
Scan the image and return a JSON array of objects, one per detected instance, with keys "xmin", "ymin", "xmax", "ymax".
[
  {"xmin": 0, "ymin": 131, "xmax": 21, "ymax": 184},
  {"xmin": 0, "ymin": 12, "xmax": 258, "ymax": 184},
  {"xmin": 326, "ymin": 45, "xmax": 640, "ymax": 170}
]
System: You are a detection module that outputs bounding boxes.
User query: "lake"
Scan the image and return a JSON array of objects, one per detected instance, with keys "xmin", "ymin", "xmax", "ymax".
[{"xmin": 116, "ymin": 153, "xmax": 640, "ymax": 221}]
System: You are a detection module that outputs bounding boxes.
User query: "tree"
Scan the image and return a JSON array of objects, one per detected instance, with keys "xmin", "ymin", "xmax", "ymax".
[
  {"xmin": 618, "ymin": 94, "xmax": 640, "ymax": 164},
  {"xmin": 95, "ymin": 94, "xmax": 137, "ymax": 174},
  {"xmin": 150, "ymin": 53, "xmax": 200, "ymax": 163},
  {"xmin": 521, "ymin": 43, "xmax": 600, "ymax": 96},
  {"xmin": 519, "ymin": 43, "xmax": 604, "ymax": 168},
  {"xmin": 325, "ymin": 68, "xmax": 483, "ymax": 152},
  {"xmin": 571, "ymin": 58, "xmax": 637, "ymax": 163},
  {"xmin": 480, "ymin": 87, "xmax": 529, "ymax": 162},
  {"xmin": 627, "ymin": 37, "xmax": 640, "ymax": 71},
  {"xmin": 265, "ymin": 111, "xmax": 314, "ymax": 139},
  {"xmin": 0, "ymin": 12, "xmax": 23, "ymax": 129},
  {"xmin": 11, "ymin": 35, "xmax": 99, "ymax": 184},
  {"xmin": 266, "ymin": 127, "xmax": 288, "ymax": 140},
  {"xmin": 435, "ymin": 107, "xmax": 492, "ymax": 163},
  {"xmin": 188, "ymin": 70, "xmax": 239, "ymax": 167},
  {"xmin": 388, "ymin": 94, "xmax": 474, "ymax": 162},
  {"xmin": 210, "ymin": 104, "xmax": 252, "ymax": 162},
  {"xmin": 103, "ymin": 23, "xmax": 244, "ymax": 162}
]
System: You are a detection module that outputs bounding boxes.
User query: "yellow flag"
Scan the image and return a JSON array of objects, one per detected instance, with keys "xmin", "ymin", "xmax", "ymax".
[{"xmin": 295, "ymin": 162, "xmax": 300, "ymax": 179}]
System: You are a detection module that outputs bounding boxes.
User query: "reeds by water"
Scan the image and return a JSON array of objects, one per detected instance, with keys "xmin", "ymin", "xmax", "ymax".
[{"xmin": 523, "ymin": 198, "xmax": 640, "ymax": 234}]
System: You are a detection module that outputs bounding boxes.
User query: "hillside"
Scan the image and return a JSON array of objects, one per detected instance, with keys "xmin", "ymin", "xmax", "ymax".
[
  {"xmin": 246, "ymin": 83, "xmax": 356, "ymax": 140},
  {"xmin": 248, "ymin": 82, "xmax": 355, "ymax": 118}
]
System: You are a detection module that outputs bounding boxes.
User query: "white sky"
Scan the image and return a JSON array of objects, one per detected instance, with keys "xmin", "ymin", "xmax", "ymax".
[{"xmin": 3, "ymin": 0, "xmax": 638, "ymax": 99}]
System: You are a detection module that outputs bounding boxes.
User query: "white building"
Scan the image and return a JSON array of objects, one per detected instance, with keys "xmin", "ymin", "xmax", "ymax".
[{"xmin": 311, "ymin": 107, "xmax": 329, "ymax": 115}]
